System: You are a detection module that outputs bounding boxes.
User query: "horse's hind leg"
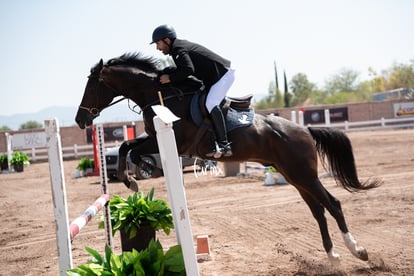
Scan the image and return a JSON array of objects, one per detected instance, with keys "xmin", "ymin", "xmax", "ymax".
[
  {"xmin": 322, "ymin": 190, "xmax": 368, "ymax": 261},
  {"xmin": 300, "ymin": 180, "xmax": 369, "ymax": 262},
  {"xmin": 298, "ymin": 190, "xmax": 341, "ymax": 265}
]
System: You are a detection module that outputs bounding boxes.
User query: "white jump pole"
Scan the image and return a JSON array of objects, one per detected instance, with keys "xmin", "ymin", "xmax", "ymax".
[
  {"xmin": 45, "ymin": 118, "xmax": 72, "ymax": 275},
  {"xmin": 290, "ymin": 110, "xmax": 297, "ymax": 124},
  {"xmin": 152, "ymin": 104, "xmax": 200, "ymax": 276},
  {"xmin": 298, "ymin": 110, "xmax": 304, "ymax": 126},
  {"xmin": 5, "ymin": 132, "xmax": 12, "ymax": 172},
  {"xmin": 47, "ymin": 119, "xmax": 113, "ymax": 275},
  {"xmin": 324, "ymin": 109, "xmax": 331, "ymax": 126}
]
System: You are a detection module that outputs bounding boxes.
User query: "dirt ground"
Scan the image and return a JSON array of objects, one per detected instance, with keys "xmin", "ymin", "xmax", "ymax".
[{"xmin": 0, "ymin": 128, "xmax": 413, "ymax": 276}]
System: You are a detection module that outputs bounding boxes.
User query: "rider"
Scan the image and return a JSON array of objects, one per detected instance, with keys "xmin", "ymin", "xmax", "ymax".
[{"xmin": 151, "ymin": 24, "xmax": 235, "ymax": 158}]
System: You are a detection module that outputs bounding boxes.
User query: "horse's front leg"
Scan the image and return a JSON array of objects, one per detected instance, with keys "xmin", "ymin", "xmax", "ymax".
[
  {"xmin": 118, "ymin": 135, "xmax": 161, "ymax": 191},
  {"xmin": 118, "ymin": 138, "xmax": 143, "ymax": 191}
]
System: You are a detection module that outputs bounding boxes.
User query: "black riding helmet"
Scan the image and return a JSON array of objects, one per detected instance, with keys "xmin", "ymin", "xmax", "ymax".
[{"xmin": 150, "ymin": 24, "xmax": 177, "ymax": 44}]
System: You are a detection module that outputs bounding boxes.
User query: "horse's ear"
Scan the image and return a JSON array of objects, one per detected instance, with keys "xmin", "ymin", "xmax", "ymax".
[{"xmin": 99, "ymin": 59, "xmax": 104, "ymax": 68}]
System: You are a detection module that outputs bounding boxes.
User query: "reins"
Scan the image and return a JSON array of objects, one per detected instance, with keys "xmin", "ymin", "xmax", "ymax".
[{"xmin": 140, "ymin": 88, "xmax": 199, "ymax": 113}]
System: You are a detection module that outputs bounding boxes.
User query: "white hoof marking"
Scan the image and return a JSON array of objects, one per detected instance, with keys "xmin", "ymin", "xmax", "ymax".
[
  {"xmin": 327, "ymin": 247, "xmax": 341, "ymax": 266},
  {"xmin": 342, "ymin": 232, "xmax": 368, "ymax": 260}
]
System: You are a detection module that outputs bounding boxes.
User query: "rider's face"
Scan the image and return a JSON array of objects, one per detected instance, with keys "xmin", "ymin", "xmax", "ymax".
[{"xmin": 155, "ymin": 39, "xmax": 170, "ymax": 55}]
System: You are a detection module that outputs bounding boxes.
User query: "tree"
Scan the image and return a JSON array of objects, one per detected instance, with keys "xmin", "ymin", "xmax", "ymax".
[
  {"xmin": 290, "ymin": 73, "xmax": 317, "ymax": 106},
  {"xmin": 255, "ymin": 81, "xmax": 283, "ymax": 109},
  {"xmin": 0, "ymin": 125, "xmax": 12, "ymax": 132},
  {"xmin": 19, "ymin": 121, "xmax": 43, "ymax": 130},
  {"xmin": 309, "ymin": 89, "xmax": 329, "ymax": 105},
  {"xmin": 283, "ymin": 70, "xmax": 291, "ymax": 108},
  {"xmin": 368, "ymin": 67, "xmax": 386, "ymax": 93},
  {"xmin": 324, "ymin": 68, "xmax": 360, "ymax": 93},
  {"xmin": 273, "ymin": 61, "xmax": 283, "ymax": 107},
  {"xmin": 324, "ymin": 91, "xmax": 363, "ymax": 104},
  {"xmin": 385, "ymin": 61, "xmax": 414, "ymax": 90},
  {"xmin": 356, "ymin": 80, "xmax": 377, "ymax": 102}
]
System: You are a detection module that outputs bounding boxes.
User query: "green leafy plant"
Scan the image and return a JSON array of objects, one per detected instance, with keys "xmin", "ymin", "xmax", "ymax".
[
  {"xmin": 0, "ymin": 154, "xmax": 8, "ymax": 170},
  {"xmin": 67, "ymin": 240, "xmax": 185, "ymax": 276},
  {"xmin": 9, "ymin": 151, "xmax": 30, "ymax": 166},
  {"xmin": 267, "ymin": 166, "xmax": 277, "ymax": 173},
  {"xmin": 0, "ymin": 154, "xmax": 7, "ymax": 163},
  {"xmin": 76, "ymin": 157, "xmax": 94, "ymax": 171},
  {"xmin": 100, "ymin": 188, "xmax": 174, "ymax": 238}
]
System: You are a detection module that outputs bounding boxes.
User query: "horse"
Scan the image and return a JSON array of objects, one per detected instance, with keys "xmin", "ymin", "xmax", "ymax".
[{"xmin": 75, "ymin": 52, "xmax": 381, "ymax": 264}]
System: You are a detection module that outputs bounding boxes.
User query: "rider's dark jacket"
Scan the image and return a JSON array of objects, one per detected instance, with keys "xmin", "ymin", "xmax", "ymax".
[{"xmin": 166, "ymin": 38, "xmax": 231, "ymax": 89}]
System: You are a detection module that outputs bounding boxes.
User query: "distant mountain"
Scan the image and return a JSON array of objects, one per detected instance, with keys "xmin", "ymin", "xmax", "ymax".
[{"xmin": 0, "ymin": 103, "xmax": 143, "ymax": 131}]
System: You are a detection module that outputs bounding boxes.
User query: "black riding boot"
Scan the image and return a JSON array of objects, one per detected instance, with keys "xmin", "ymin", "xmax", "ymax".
[{"xmin": 207, "ymin": 106, "xmax": 232, "ymax": 158}]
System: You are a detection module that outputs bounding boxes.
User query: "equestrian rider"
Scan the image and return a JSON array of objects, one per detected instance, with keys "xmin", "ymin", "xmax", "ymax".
[{"xmin": 151, "ymin": 24, "xmax": 235, "ymax": 158}]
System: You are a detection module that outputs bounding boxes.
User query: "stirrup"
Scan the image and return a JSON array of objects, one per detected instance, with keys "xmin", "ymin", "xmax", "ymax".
[
  {"xmin": 205, "ymin": 141, "xmax": 232, "ymax": 159},
  {"xmin": 206, "ymin": 142, "xmax": 223, "ymax": 159},
  {"xmin": 220, "ymin": 142, "xmax": 233, "ymax": 157}
]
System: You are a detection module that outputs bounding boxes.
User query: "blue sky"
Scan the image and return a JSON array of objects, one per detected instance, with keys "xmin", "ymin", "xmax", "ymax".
[{"xmin": 1, "ymin": 0, "xmax": 413, "ymax": 117}]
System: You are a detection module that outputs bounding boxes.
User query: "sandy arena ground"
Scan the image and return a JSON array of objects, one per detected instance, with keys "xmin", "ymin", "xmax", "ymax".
[{"xmin": 0, "ymin": 128, "xmax": 413, "ymax": 275}]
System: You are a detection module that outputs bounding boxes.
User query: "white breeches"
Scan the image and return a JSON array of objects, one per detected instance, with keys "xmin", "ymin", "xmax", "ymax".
[{"xmin": 205, "ymin": 68, "xmax": 235, "ymax": 113}]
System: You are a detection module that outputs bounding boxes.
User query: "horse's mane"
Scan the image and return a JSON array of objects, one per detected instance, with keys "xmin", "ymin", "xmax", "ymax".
[{"xmin": 106, "ymin": 52, "xmax": 160, "ymax": 73}]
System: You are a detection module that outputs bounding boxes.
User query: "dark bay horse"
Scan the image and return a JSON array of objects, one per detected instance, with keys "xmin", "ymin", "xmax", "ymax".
[{"xmin": 75, "ymin": 52, "xmax": 381, "ymax": 264}]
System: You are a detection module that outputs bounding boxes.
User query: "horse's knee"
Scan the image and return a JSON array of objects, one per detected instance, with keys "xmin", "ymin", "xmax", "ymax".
[{"xmin": 119, "ymin": 140, "xmax": 133, "ymax": 156}]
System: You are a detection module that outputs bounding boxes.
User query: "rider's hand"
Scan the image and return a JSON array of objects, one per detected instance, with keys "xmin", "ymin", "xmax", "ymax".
[{"xmin": 159, "ymin": 74, "xmax": 171, "ymax": 84}]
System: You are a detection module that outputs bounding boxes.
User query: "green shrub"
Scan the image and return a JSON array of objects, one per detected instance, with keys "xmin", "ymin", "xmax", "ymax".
[
  {"xmin": 100, "ymin": 188, "xmax": 174, "ymax": 238},
  {"xmin": 9, "ymin": 151, "xmax": 30, "ymax": 166},
  {"xmin": 67, "ymin": 240, "xmax": 185, "ymax": 276},
  {"xmin": 76, "ymin": 157, "xmax": 94, "ymax": 171}
]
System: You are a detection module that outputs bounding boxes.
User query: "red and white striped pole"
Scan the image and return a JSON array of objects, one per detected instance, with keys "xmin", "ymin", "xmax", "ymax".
[{"xmin": 69, "ymin": 194, "xmax": 110, "ymax": 241}]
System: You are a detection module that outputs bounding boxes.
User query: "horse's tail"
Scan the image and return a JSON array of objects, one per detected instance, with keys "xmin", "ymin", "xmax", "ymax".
[{"xmin": 308, "ymin": 127, "xmax": 382, "ymax": 192}]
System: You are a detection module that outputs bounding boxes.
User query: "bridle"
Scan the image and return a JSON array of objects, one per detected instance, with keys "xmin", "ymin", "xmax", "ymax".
[{"xmin": 78, "ymin": 72, "xmax": 126, "ymax": 117}]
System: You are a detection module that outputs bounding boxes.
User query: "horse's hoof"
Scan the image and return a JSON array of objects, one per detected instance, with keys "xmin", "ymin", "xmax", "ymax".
[
  {"xmin": 327, "ymin": 248, "xmax": 341, "ymax": 266},
  {"xmin": 122, "ymin": 179, "xmax": 131, "ymax": 190},
  {"xmin": 127, "ymin": 176, "xmax": 139, "ymax": 192},
  {"xmin": 356, "ymin": 248, "xmax": 369, "ymax": 261}
]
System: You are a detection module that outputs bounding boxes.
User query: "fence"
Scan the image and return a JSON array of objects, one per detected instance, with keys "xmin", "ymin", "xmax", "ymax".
[
  {"xmin": 309, "ymin": 116, "xmax": 414, "ymax": 132},
  {"xmin": 10, "ymin": 141, "xmax": 121, "ymax": 162},
  {"xmin": 290, "ymin": 109, "xmax": 414, "ymax": 131}
]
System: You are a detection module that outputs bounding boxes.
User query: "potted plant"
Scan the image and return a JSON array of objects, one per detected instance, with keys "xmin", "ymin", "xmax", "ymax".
[
  {"xmin": 67, "ymin": 240, "xmax": 185, "ymax": 275},
  {"xmin": 10, "ymin": 151, "xmax": 30, "ymax": 172},
  {"xmin": 0, "ymin": 153, "xmax": 8, "ymax": 171},
  {"xmin": 100, "ymin": 187, "xmax": 174, "ymax": 252},
  {"xmin": 76, "ymin": 157, "xmax": 94, "ymax": 176}
]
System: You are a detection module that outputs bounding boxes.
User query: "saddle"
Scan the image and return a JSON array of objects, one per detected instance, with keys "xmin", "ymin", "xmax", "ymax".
[
  {"xmin": 221, "ymin": 94, "xmax": 254, "ymax": 110},
  {"xmin": 190, "ymin": 91, "xmax": 255, "ymax": 132}
]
